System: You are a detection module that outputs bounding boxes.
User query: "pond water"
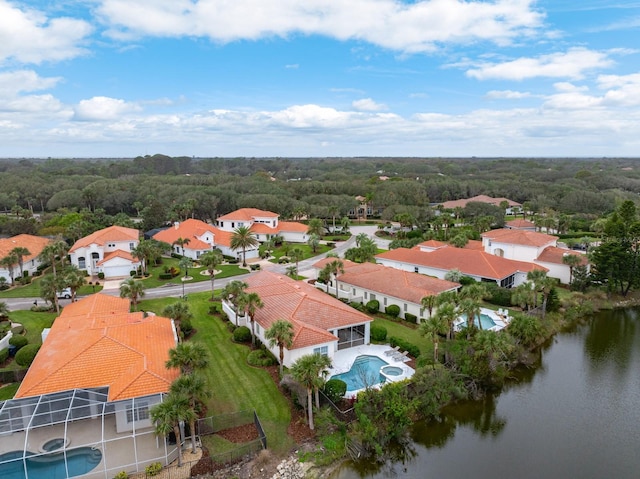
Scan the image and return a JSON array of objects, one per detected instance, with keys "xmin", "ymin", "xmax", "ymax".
[{"xmin": 334, "ymin": 307, "xmax": 640, "ymax": 479}]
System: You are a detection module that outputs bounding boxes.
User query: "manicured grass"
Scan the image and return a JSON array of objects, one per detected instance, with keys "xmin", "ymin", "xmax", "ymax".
[
  {"xmin": 264, "ymin": 243, "xmax": 333, "ymax": 264},
  {"xmin": 140, "ymin": 258, "xmax": 248, "ymax": 289},
  {"xmin": 138, "ymin": 293, "xmax": 294, "ymax": 454},
  {"xmin": 0, "ymin": 277, "xmax": 102, "ymax": 298},
  {"xmin": 0, "ymin": 383, "xmax": 19, "ymax": 400},
  {"xmin": 371, "ymin": 316, "xmax": 432, "ymax": 357},
  {"xmin": 322, "ymin": 234, "xmax": 351, "ymax": 241}
]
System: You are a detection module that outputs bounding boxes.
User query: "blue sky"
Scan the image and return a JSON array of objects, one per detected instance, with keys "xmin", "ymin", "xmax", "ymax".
[{"xmin": 1, "ymin": 0, "xmax": 639, "ymax": 158}]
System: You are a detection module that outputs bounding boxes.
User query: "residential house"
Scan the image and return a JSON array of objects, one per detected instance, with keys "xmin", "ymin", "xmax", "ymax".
[
  {"xmin": 534, "ymin": 246, "xmax": 589, "ymax": 285},
  {"xmin": 222, "ymin": 270, "xmax": 372, "ymax": 367},
  {"xmin": 376, "ymin": 247, "xmax": 546, "ymax": 288},
  {"xmin": 69, "ymin": 226, "xmax": 141, "ymax": 278},
  {"xmin": 216, "ymin": 208, "xmax": 308, "ymax": 243},
  {"xmin": 312, "ymin": 258, "xmax": 460, "ymax": 322},
  {"xmin": 439, "ymin": 195, "xmax": 522, "ymax": 215},
  {"xmin": 505, "ymin": 218, "xmax": 537, "ymax": 231},
  {"xmin": 152, "ymin": 218, "xmax": 252, "ymax": 261},
  {"xmin": 0, "ymin": 234, "xmax": 52, "ymax": 280},
  {"xmin": 0, "ymin": 294, "xmax": 180, "ymax": 477}
]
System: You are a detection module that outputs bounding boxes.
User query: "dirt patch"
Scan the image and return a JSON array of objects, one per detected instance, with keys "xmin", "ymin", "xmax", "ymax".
[{"xmin": 216, "ymin": 422, "xmax": 259, "ymax": 443}]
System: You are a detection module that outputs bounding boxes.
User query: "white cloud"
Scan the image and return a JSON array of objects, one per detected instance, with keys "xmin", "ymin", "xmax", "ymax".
[
  {"xmin": 0, "ymin": 70, "xmax": 62, "ymax": 96},
  {"xmin": 466, "ymin": 48, "xmax": 613, "ymax": 81},
  {"xmin": 285, "ymin": 64, "xmax": 299, "ymax": 69},
  {"xmin": 0, "ymin": 1, "xmax": 92, "ymax": 65},
  {"xmin": 485, "ymin": 90, "xmax": 533, "ymax": 99},
  {"xmin": 97, "ymin": 0, "xmax": 544, "ymax": 52},
  {"xmin": 73, "ymin": 96, "xmax": 142, "ymax": 121},
  {"xmin": 352, "ymin": 98, "xmax": 387, "ymax": 111}
]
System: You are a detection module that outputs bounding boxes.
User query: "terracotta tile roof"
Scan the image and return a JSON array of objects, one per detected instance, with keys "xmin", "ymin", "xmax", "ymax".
[
  {"xmin": 245, "ymin": 270, "xmax": 371, "ymax": 350},
  {"xmin": 70, "ymin": 226, "xmax": 139, "ymax": 253},
  {"xmin": 152, "ymin": 218, "xmax": 231, "ymax": 248},
  {"xmin": 276, "ymin": 221, "xmax": 308, "ymax": 233},
  {"xmin": 0, "ymin": 234, "xmax": 52, "ymax": 263},
  {"xmin": 218, "ymin": 208, "xmax": 279, "ymax": 221},
  {"xmin": 376, "ymin": 247, "xmax": 546, "ymax": 280},
  {"xmin": 506, "ymin": 219, "xmax": 537, "ymax": 229},
  {"xmin": 15, "ymin": 293, "xmax": 178, "ymax": 401},
  {"xmin": 536, "ymin": 246, "xmax": 589, "ymax": 266},
  {"xmin": 249, "ymin": 223, "xmax": 278, "ymax": 234},
  {"xmin": 440, "ymin": 195, "xmax": 521, "ymax": 209},
  {"xmin": 336, "ymin": 261, "xmax": 460, "ymax": 303},
  {"xmin": 415, "ymin": 240, "xmax": 448, "ymax": 250},
  {"xmin": 97, "ymin": 249, "xmax": 138, "ymax": 265},
  {"xmin": 464, "ymin": 240, "xmax": 484, "ymax": 250},
  {"xmin": 482, "ymin": 228, "xmax": 557, "ymax": 247}
]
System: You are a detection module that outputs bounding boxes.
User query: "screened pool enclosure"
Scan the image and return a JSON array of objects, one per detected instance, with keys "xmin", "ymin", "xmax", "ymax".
[{"xmin": 0, "ymin": 388, "xmax": 179, "ymax": 479}]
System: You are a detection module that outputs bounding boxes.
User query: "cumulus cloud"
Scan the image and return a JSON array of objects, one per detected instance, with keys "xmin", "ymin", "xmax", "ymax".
[
  {"xmin": 73, "ymin": 96, "xmax": 142, "ymax": 121},
  {"xmin": 0, "ymin": 1, "xmax": 92, "ymax": 65},
  {"xmin": 352, "ymin": 98, "xmax": 387, "ymax": 111},
  {"xmin": 466, "ymin": 48, "xmax": 613, "ymax": 81},
  {"xmin": 97, "ymin": 0, "xmax": 544, "ymax": 52},
  {"xmin": 485, "ymin": 90, "xmax": 533, "ymax": 99},
  {"xmin": 0, "ymin": 70, "xmax": 62, "ymax": 96}
]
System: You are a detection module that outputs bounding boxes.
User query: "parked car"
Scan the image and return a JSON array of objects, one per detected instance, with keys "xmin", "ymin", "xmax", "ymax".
[{"xmin": 57, "ymin": 288, "xmax": 72, "ymax": 299}]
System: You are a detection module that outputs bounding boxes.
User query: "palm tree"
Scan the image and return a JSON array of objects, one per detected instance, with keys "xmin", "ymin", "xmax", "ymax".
[
  {"xmin": 40, "ymin": 273, "xmax": 63, "ymax": 313},
  {"xmin": 526, "ymin": 269, "xmax": 548, "ymax": 309},
  {"xmin": 163, "ymin": 302, "xmax": 193, "ymax": 342},
  {"xmin": 132, "ymin": 240, "xmax": 153, "ymax": 275},
  {"xmin": 328, "ymin": 205, "xmax": 339, "ymax": 233},
  {"xmin": 434, "ymin": 301, "xmax": 458, "ymax": 343},
  {"xmin": 290, "ymin": 353, "xmax": 330, "ymax": 430},
  {"xmin": 289, "ymin": 247, "xmax": 304, "ymax": 273},
  {"xmin": 420, "ymin": 315, "xmax": 447, "ymax": 366},
  {"xmin": 562, "ymin": 253, "xmax": 582, "ymax": 285},
  {"xmin": 173, "ymin": 237, "xmax": 191, "ymax": 256},
  {"xmin": 119, "ymin": 278, "xmax": 145, "ymax": 311},
  {"xmin": 326, "ymin": 259, "xmax": 344, "ymax": 298},
  {"xmin": 230, "ymin": 226, "xmax": 258, "ymax": 267},
  {"xmin": 458, "ymin": 297, "xmax": 482, "ymax": 335},
  {"xmin": 306, "ymin": 218, "xmax": 325, "ymax": 237},
  {"xmin": 511, "ymin": 281, "xmax": 536, "ymax": 311},
  {"xmin": 150, "ymin": 392, "xmax": 193, "ymax": 467},
  {"xmin": 237, "ymin": 291, "xmax": 263, "ymax": 345},
  {"xmin": 0, "ymin": 254, "xmax": 17, "ymax": 285},
  {"xmin": 170, "ymin": 374, "xmax": 210, "ymax": 453},
  {"xmin": 285, "ymin": 265, "xmax": 298, "ymax": 278},
  {"xmin": 0, "ymin": 301, "xmax": 10, "ymax": 320},
  {"xmin": 311, "ymin": 353, "xmax": 332, "ymax": 408},
  {"xmin": 63, "ymin": 265, "xmax": 86, "ymax": 302},
  {"xmin": 220, "ymin": 280, "xmax": 248, "ymax": 324},
  {"xmin": 166, "ymin": 342, "xmax": 210, "ymax": 374},
  {"xmin": 39, "ymin": 239, "xmax": 68, "ymax": 278},
  {"xmin": 340, "ymin": 216, "xmax": 351, "ymax": 234},
  {"xmin": 200, "ymin": 250, "xmax": 223, "ymax": 300},
  {"xmin": 265, "ymin": 319, "xmax": 295, "ymax": 376},
  {"xmin": 307, "ymin": 233, "xmax": 320, "ymax": 254},
  {"xmin": 421, "ymin": 295, "xmax": 437, "ymax": 320},
  {"xmin": 10, "ymin": 247, "xmax": 30, "ymax": 277}
]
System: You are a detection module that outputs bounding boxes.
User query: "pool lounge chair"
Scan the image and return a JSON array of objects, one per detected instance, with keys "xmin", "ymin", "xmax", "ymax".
[
  {"xmin": 384, "ymin": 346, "xmax": 400, "ymax": 356},
  {"xmin": 392, "ymin": 350, "xmax": 410, "ymax": 362}
]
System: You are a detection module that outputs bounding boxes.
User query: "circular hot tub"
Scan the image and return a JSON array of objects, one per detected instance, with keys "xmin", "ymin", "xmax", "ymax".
[
  {"xmin": 41, "ymin": 437, "xmax": 69, "ymax": 452},
  {"xmin": 381, "ymin": 365, "xmax": 403, "ymax": 377}
]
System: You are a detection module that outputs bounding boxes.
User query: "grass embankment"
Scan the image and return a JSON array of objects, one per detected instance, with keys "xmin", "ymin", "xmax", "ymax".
[{"xmin": 138, "ymin": 293, "xmax": 294, "ymax": 455}]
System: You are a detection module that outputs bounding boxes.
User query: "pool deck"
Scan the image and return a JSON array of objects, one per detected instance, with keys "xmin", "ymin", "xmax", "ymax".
[
  {"xmin": 329, "ymin": 344, "xmax": 415, "ymax": 398},
  {"xmin": 454, "ymin": 307, "xmax": 510, "ymax": 332}
]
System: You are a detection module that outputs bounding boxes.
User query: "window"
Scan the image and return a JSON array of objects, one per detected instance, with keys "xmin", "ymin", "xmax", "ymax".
[
  {"xmin": 404, "ymin": 304, "xmax": 408, "ymax": 312},
  {"xmin": 78, "ymin": 257, "xmax": 86, "ymax": 269},
  {"xmin": 231, "ymin": 222, "xmax": 235, "ymax": 228},
  {"xmin": 126, "ymin": 401, "xmax": 149, "ymax": 423},
  {"xmin": 352, "ymin": 288, "xmax": 356, "ymax": 295},
  {"xmin": 364, "ymin": 292, "xmax": 368, "ymax": 300},
  {"xmin": 370, "ymin": 293, "xmax": 376, "ymax": 300},
  {"xmin": 414, "ymin": 267, "xmax": 419, "ymax": 273},
  {"xmin": 129, "ymin": 243, "xmax": 135, "ymax": 250},
  {"xmin": 314, "ymin": 346, "xmax": 329, "ymax": 356},
  {"xmin": 384, "ymin": 298, "xmax": 387, "ymax": 306}
]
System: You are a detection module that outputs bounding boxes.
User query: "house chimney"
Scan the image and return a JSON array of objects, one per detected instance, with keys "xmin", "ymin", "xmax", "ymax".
[{"xmin": 174, "ymin": 222, "xmax": 179, "ymax": 229}]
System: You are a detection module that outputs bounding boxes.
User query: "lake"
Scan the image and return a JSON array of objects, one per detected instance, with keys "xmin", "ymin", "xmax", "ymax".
[{"xmin": 334, "ymin": 307, "xmax": 640, "ymax": 479}]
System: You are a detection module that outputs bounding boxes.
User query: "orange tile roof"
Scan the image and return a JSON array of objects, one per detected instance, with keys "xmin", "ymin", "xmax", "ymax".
[
  {"xmin": 277, "ymin": 221, "xmax": 308, "ymax": 233},
  {"xmin": 218, "ymin": 208, "xmax": 279, "ymax": 221},
  {"xmin": 440, "ymin": 195, "xmax": 521, "ymax": 209},
  {"xmin": 70, "ymin": 226, "xmax": 139, "ymax": 252},
  {"xmin": 415, "ymin": 240, "xmax": 448, "ymax": 249},
  {"xmin": 482, "ymin": 228, "xmax": 557, "ymax": 247},
  {"xmin": 506, "ymin": 219, "xmax": 537, "ymax": 229},
  {"xmin": 376, "ymin": 247, "xmax": 546, "ymax": 280},
  {"xmin": 335, "ymin": 261, "xmax": 460, "ymax": 303},
  {"xmin": 464, "ymin": 240, "xmax": 484, "ymax": 250},
  {"xmin": 245, "ymin": 270, "xmax": 371, "ymax": 350},
  {"xmin": 152, "ymin": 218, "xmax": 231, "ymax": 248},
  {"xmin": 0, "ymin": 234, "xmax": 52, "ymax": 263},
  {"xmin": 15, "ymin": 293, "xmax": 178, "ymax": 401},
  {"xmin": 97, "ymin": 249, "xmax": 138, "ymax": 265},
  {"xmin": 536, "ymin": 246, "xmax": 589, "ymax": 266}
]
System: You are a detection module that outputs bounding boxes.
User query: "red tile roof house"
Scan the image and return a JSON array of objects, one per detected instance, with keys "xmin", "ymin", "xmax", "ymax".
[
  {"xmin": 152, "ymin": 218, "xmax": 252, "ymax": 261},
  {"xmin": 69, "ymin": 225, "xmax": 141, "ymax": 278},
  {"xmin": 216, "ymin": 208, "xmax": 309, "ymax": 243},
  {"xmin": 376, "ymin": 247, "xmax": 546, "ymax": 289},
  {"xmin": 505, "ymin": 218, "xmax": 537, "ymax": 231},
  {"xmin": 311, "ymin": 258, "xmax": 460, "ymax": 322},
  {"xmin": 481, "ymin": 228, "xmax": 587, "ymax": 284},
  {"xmin": 222, "ymin": 270, "xmax": 372, "ymax": 367},
  {"xmin": 0, "ymin": 294, "xmax": 180, "ymax": 477},
  {"xmin": 0, "ymin": 234, "xmax": 52, "ymax": 281}
]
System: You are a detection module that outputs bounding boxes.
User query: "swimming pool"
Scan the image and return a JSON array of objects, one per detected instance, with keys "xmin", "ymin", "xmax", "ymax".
[
  {"xmin": 0, "ymin": 447, "xmax": 102, "ymax": 479},
  {"xmin": 459, "ymin": 313, "xmax": 497, "ymax": 330},
  {"xmin": 330, "ymin": 355, "xmax": 388, "ymax": 393}
]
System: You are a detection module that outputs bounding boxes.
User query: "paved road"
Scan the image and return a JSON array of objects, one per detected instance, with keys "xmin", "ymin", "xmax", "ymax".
[{"xmin": 2, "ymin": 232, "xmax": 367, "ymax": 311}]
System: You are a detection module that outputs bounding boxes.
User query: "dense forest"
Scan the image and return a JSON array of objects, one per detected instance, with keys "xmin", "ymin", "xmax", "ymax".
[{"xmin": 1, "ymin": 156, "xmax": 639, "ymax": 239}]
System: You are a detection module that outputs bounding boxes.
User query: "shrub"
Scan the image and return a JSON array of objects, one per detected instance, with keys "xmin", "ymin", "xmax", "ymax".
[
  {"xmin": 130, "ymin": 270, "xmax": 136, "ymax": 277},
  {"xmin": 323, "ymin": 378, "xmax": 347, "ymax": 403},
  {"xmin": 404, "ymin": 312, "xmax": 418, "ymax": 324},
  {"xmin": 30, "ymin": 305, "xmax": 53, "ymax": 312},
  {"xmin": 389, "ymin": 336, "xmax": 420, "ymax": 358},
  {"xmin": 113, "ymin": 471, "xmax": 128, "ymax": 479},
  {"xmin": 0, "ymin": 348, "xmax": 9, "ymax": 363},
  {"xmin": 349, "ymin": 301, "xmax": 365, "ymax": 312},
  {"xmin": 228, "ymin": 258, "xmax": 239, "ymax": 264},
  {"xmin": 247, "ymin": 349, "xmax": 277, "ymax": 367},
  {"xmin": 233, "ymin": 326, "xmax": 252, "ymax": 343},
  {"xmin": 181, "ymin": 318, "xmax": 193, "ymax": 337},
  {"xmin": 15, "ymin": 344, "xmax": 40, "ymax": 367},
  {"xmin": 250, "ymin": 264, "xmax": 261, "ymax": 271},
  {"xmin": 459, "ymin": 276, "xmax": 476, "ymax": 286},
  {"xmin": 22, "ymin": 271, "xmax": 29, "ymax": 278},
  {"xmin": 11, "ymin": 325, "xmax": 24, "ymax": 335},
  {"xmin": 158, "ymin": 273, "xmax": 173, "ymax": 280},
  {"xmin": 485, "ymin": 283, "xmax": 513, "ymax": 307},
  {"xmin": 370, "ymin": 324, "xmax": 387, "ymax": 342},
  {"xmin": 208, "ymin": 304, "xmax": 219, "ymax": 315},
  {"xmin": 145, "ymin": 462, "xmax": 162, "ymax": 477},
  {"xmin": 385, "ymin": 304, "xmax": 401, "ymax": 317},
  {"xmin": 9, "ymin": 335, "xmax": 28, "ymax": 350},
  {"xmin": 278, "ymin": 256, "xmax": 290, "ymax": 264},
  {"xmin": 366, "ymin": 300, "xmax": 380, "ymax": 314},
  {"xmin": 97, "ymin": 272, "xmax": 105, "ymax": 279},
  {"xmin": 327, "ymin": 242, "xmax": 336, "ymax": 248}
]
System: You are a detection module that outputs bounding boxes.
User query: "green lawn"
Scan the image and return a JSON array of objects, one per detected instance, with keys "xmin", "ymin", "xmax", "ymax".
[
  {"xmin": 138, "ymin": 293, "xmax": 294, "ymax": 454},
  {"xmin": 139, "ymin": 258, "xmax": 248, "ymax": 289},
  {"xmin": 0, "ymin": 383, "xmax": 19, "ymax": 400},
  {"xmin": 0, "ymin": 276, "xmax": 103, "ymax": 298},
  {"xmin": 263, "ymin": 243, "xmax": 333, "ymax": 264},
  {"xmin": 371, "ymin": 316, "xmax": 432, "ymax": 357}
]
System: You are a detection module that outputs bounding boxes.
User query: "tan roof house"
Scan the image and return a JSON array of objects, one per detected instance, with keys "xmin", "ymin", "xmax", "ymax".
[{"xmin": 69, "ymin": 226, "xmax": 141, "ymax": 278}]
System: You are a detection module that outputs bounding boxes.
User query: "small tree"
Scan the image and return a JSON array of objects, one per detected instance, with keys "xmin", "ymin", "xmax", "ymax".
[
  {"xmin": 230, "ymin": 226, "xmax": 259, "ymax": 267},
  {"xmin": 237, "ymin": 292, "xmax": 263, "ymax": 345},
  {"xmin": 119, "ymin": 278, "xmax": 145, "ymax": 311},
  {"xmin": 163, "ymin": 302, "xmax": 193, "ymax": 342},
  {"xmin": 265, "ymin": 319, "xmax": 295, "ymax": 376},
  {"xmin": 200, "ymin": 250, "xmax": 223, "ymax": 300},
  {"xmin": 10, "ymin": 247, "xmax": 31, "ymax": 277}
]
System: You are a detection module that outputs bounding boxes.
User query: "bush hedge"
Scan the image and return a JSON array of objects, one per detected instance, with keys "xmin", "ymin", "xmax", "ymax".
[
  {"xmin": 233, "ymin": 326, "xmax": 252, "ymax": 343},
  {"xmin": 15, "ymin": 344, "xmax": 40, "ymax": 367},
  {"xmin": 247, "ymin": 349, "xmax": 278, "ymax": 367},
  {"xmin": 11, "ymin": 325, "xmax": 24, "ymax": 335},
  {"xmin": 181, "ymin": 318, "xmax": 193, "ymax": 337},
  {"xmin": 366, "ymin": 300, "xmax": 380, "ymax": 314},
  {"xmin": 404, "ymin": 312, "xmax": 418, "ymax": 324},
  {"xmin": 385, "ymin": 304, "xmax": 401, "ymax": 317},
  {"xmin": 0, "ymin": 348, "xmax": 8, "ymax": 363},
  {"xmin": 9, "ymin": 335, "xmax": 28, "ymax": 350},
  {"xmin": 370, "ymin": 324, "xmax": 387, "ymax": 342},
  {"xmin": 323, "ymin": 378, "xmax": 347, "ymax": 403},
  {"xmin": 349, "ymin": 301, "xmax": 365, "ymax": 312},
  {"xmin": 388, "ymin": 336, "xmax": 420, "ymax": 358}
]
